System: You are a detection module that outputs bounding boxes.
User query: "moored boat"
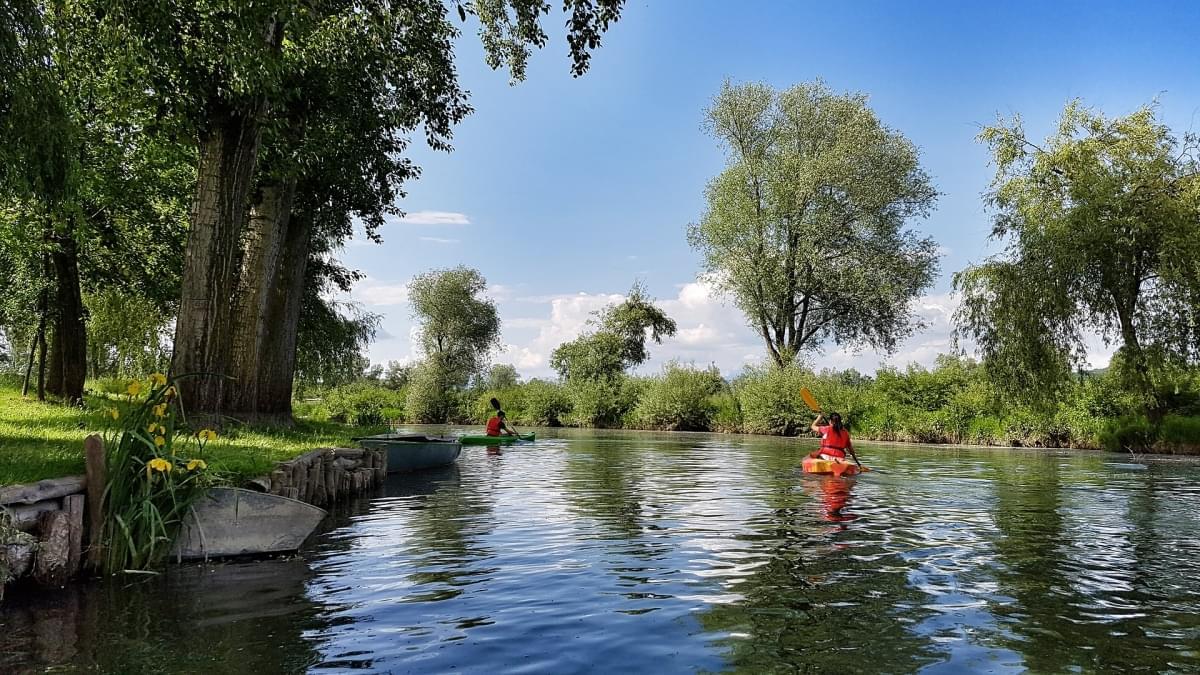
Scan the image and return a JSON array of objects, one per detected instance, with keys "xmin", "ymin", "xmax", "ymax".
[
  {"xmin": 356, "ymin": 434, "xmax": 462, "ymax": 472},
  {"xmin": 458, "ymin": 432, "xmax": 536, "ymax": 445},
  {"xmin": 172, "ymin": 487, "xmax": 327, "ymax": 560}
]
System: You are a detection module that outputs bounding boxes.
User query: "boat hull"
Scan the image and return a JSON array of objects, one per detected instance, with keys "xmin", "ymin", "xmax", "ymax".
[
  {"xmin": 458, "ymin": 433, "xmax": 535, "ymax": 445},
  {"xmin": 171, "ymin": 487, "xmax": 327, "ymax": 560},
  {"xmin": 802, "ymin": 456, "xmax": 864, "ymax": 477},
  {"xmin": 357, "ymin": 435, "xmax": 462, "ymax": 472}
]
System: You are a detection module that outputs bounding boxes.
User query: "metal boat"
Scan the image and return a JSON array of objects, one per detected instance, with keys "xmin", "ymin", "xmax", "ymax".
[
  {"xmin": 172, "ymin": 487, "xmax": 327, "ymax": 560},
  {"xmin": 355, "ymin": 434, "xmax": 462, "ymax": 473}
]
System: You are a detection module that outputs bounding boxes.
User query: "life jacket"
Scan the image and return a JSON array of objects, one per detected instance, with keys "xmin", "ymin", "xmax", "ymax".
[
  {"xmin": 819, "ymin": 425, "xmax": 850, "ymax": 458},
  {"xmin": 486, "ymin": 416, "xmax": 503, "ymax": 436}
]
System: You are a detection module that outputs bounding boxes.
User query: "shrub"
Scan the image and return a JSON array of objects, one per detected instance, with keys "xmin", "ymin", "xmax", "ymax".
[
  {"xmin": 566, "ymin": 376, "xmax": 640, "ymax": 428},
  {"xmin": 517, "ymin": 379, "xmax": 571, "ymax": 426},
  {"xmin": 710, "ymin": 391, "xmax": 743, "ymax": 433},
  {"xmin": 735, "ymin": 365, "xmax": 810, "ymax": 436},
  {"xmin": 323, "ymin": 382, "xmax": 406, "ymax": 426},
  {"xmin": 406, "ymin": 365, "xmax": 453, "ymax": 423},
  {"xmin": 1157, "ymin": 415, "xmax": 1200, "ymax": 453},
  {"xmin": 632, "ymin": 363, "xmax": 724, "ymax": 431},
  {"xmin": 1099, "ymin": 415, "xmax": 1156, "ymax": 452}
]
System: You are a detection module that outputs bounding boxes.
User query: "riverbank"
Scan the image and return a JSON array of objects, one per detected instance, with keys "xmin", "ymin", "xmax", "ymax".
[{"xmin": 0, "ymin": 380, "xmax": 384, "ymax": 486}]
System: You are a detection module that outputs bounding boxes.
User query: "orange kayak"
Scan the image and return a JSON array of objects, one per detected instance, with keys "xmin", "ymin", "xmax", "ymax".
[{"xmin": 802, "ymin": 456, "xmax": 866, "ymax": 477}]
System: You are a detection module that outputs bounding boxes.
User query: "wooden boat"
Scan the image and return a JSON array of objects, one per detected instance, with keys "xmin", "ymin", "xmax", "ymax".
[
  {"xmin": 355, "ymin": 434, "xmax": 462, "ymax": 473},
  {"xmin": 172, "ymin": 487, "xmax": 327, "ymax": 560}
]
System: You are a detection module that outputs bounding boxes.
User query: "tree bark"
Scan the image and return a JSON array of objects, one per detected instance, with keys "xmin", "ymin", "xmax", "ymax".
[
  {"xmin": 254, "ymin": 207, "xmax": 313, "ymax": 420},
  {"xmin": 45, "ymin": 231, "xmax": 87, "ymax": 404},
  {"xmin": 170, "ymin": 103, "xmax": 268, "ymax": 422},
  {"xmin": 224, "ymin": 178, "xmax": 297, "ymax": 419}
]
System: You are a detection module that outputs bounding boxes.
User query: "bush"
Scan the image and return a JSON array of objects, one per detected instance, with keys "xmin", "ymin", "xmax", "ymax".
[
  {"xmin": 1157, "ymin": 415, "xmax": 1200, "ymax": 453},
  {"xmin": 406, "ymin": 365, "xmax": 453, "ymax": 423},
  {"xmin": 518, "ymin": 379, "xmax": 571, "ymax": 426},
  {"xmin": 710, "ymin": 391, "xmax": 742, "ymax": 433},
  {"xmin": 566, "ymin": 376, "xmax": 641, "ymax": 428},
  {"xmin": 322, "ymin": 382, "xmax": 406, "ymax": 426},
  {"xmin": 632, "ymin": 363, "xmax": 724, "ymax": 431},
  {"xmin": 1099, "ymin": 415, "xmax": 1156, "ymax": 452},
  {"xmin": 735, "ymin": 365, "xmax": 810, "ymax": 436}
]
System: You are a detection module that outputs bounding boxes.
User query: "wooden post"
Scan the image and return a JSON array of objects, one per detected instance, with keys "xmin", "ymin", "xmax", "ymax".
[
  {"xmin": 34, "ymin": 510, "xmax": 71, "ymax": 586},
  {"xmin": 305, "ymin": 456, "xmax": 320, "ymax": 505},
  {"xmin": 324, "ymin": 455, "xmax": 338, "ymax": 504},
  {"xmin": 84, "ymin": 435, "xmax": 105, "ymax": 570},
  {"xmin": 63, "ymin": 494, "xmax": 85, "ymax": 575},
  {"xmin": 313, "ymin": 453, "xmax": 327, "ymax": 506},
  {"xmin": 270, "ymin": 470, "xmax": 286, "ymax": 495}
]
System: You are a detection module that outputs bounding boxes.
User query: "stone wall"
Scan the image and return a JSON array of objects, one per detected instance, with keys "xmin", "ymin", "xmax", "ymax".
[{"xmin": 0, "ymin": 437, "xmax": 384, "ymax": 603}]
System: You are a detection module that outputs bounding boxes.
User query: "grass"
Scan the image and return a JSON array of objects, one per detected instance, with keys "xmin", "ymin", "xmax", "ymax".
[{"xmin": 0, "ymin": 376, "xmax": 385, "ymax": 486}]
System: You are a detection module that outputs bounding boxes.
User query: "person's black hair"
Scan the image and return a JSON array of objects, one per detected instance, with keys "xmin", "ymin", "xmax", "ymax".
[
  {"xmin": 829, "ymin": 412, "xmax": 843, "ymax": 433},
  {"xmin": 498, "ymin": 410, "xmax": 506, "ymax": 418}
]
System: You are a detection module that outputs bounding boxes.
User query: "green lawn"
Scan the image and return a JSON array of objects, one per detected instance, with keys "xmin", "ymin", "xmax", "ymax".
[{"xmin": 0, "ymin": 378, "xmax": 384, "ymax": 486}]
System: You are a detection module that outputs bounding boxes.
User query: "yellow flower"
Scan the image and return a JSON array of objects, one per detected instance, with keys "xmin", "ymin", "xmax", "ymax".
[
  {"xmin": 126, "ymin": 381, "xmax": 142, "ymax": 396},
  {"xmin": 186, "ymin": 459, "xmax": 207, "ymax": 471},
  {"xmin": 198, "ymin": 429, "xmax": 218, "ymax": 442},
  {"xmin": 107, "ymin": 408, "xmax": 120, "ymax": 420},
  {"xmin": 152, "ymin": 403, "xmax": 168, "ymax": 418},
  {"xmin": 164, "ymin": 386, "xmax": 177, "ymax": 399},
  {"xmin": 147, "ymin": 458, "xmax": 171, "ymax": 473},
  {"xmin": 146, "ymin": 423, "xmax": 158, "ymax": 433},
  {"xmin": 154, "ymin": 435, "xmax": 166, "ymax": 447},
  {"xmin": 150, "ymin": 373, "xmax": 167, "ymax": 387}
]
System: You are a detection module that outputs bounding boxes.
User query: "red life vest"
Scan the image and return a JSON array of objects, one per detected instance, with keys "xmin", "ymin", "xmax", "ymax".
[
  {"xmin": 819, "ymin": 425, "xmax": 850, "ymax": 458},
  {"xmin": 486, "ymin": 416, "xmax": 503, "ymax": 436}
]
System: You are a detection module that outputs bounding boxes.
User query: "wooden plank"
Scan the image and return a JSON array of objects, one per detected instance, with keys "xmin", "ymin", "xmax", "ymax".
[
  {"xmin": 6, "ymin": 501, "xmax": 61, "ymax": 531},
  {"xmin": 63, "ymin": 494, "xmax": 85, "ymax": 575},
  {"xmin": 84, "ymin": 435, "xmax": 106, "ymax": 570},
  {"xmin": 0, "ymin": 476, "xmax": 86, "ymax": 506},
  {"xmin": 332, "ymin": 448, "xmax": 365, "ymax": 459},
  {"xmin": 34, "ymin": 510, "xmax": 72, "ymax": 586}
]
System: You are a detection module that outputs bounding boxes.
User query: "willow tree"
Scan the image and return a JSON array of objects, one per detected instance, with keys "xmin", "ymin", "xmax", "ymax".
[
  {"xmin": 956, "ymin": 101, "xmax": 1200, "ymax": 415},
  {"xmin": 689, "ymin": 80, "xmax": 939, "ymax": 368},
  {"xmin": 406, "ymin": 266, "xmax": 501, "ymax": 422}
]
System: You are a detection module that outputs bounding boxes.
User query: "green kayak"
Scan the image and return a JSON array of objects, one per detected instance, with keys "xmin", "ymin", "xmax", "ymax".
[{"xmin": 458, "ymin": 432, "xmax": 535, "ymax": 445}]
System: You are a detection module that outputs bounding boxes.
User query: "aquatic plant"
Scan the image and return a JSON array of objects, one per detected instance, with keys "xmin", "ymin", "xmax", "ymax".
[{"xmin": 99, "ymin": 375, "xmax": 216, "ymax": 573}]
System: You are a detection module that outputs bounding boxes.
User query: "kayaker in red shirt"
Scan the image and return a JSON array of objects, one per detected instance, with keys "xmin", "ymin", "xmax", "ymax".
[
  {"xmin": 486, "ymin": 409, "xmax": 517, "ymax": 437},
  {"xmin": 810, "ymin": 412, "xmax": 853, "ymax": 462}
]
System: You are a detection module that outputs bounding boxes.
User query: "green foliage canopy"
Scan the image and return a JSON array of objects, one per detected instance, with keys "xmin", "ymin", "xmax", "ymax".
[
  {"xmin": 689, "ymin": 80, "xmax": 940, "ymax": 367},
  {"xmin": 956, "ymin": 101, "xmax": 1200, "ymax": 412}
]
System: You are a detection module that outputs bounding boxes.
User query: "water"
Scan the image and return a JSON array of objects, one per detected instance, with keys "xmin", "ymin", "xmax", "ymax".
[{"xmin": 4, "ymin": 429, "xmax": 1200, "ymax": 673}]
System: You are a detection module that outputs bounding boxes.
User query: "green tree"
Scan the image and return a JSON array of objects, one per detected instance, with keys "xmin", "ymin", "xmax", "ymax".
[
  {"xmin": 406, "ymin": 266, "xmax": 501, "ymax": 422},
  {"xmin": 956, "ymin": 101, "xmax": 1200, "ymax": 416},
  {"xmin": 689, "ymin": 80, "xmax": 940, "ymax": 367},
  {"xmin": 550, "ymin": 282, "xmax": 677, "ymax": 382},
  {"xmin": 476, "ymin": 363, "xmax": 521, "ymax": 391}
]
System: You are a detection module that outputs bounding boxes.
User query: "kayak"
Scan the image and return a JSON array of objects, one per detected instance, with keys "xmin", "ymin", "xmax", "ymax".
[
  {"xmin": 458, "ymin": 432, "xmax": 536, "ymax": 445},
  {"xmin": 802, "ymin": 455, "xmax": 866, "ymax": 477}
]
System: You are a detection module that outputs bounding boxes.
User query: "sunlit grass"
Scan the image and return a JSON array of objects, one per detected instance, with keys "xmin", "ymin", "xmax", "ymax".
[{"xmin": 0, "ymin": 376, "xmax": 384, "ymax": 486}]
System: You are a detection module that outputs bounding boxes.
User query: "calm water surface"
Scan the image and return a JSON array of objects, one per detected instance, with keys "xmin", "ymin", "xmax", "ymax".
[{"xmin": 4, "ymin": 429, "xmax": 1200, "ymax": 673}]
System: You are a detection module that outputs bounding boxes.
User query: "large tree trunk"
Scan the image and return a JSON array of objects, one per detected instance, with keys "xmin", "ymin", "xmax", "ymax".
[
  {"xmin": 45, "ymin": 231, "xmax": 87, "ymax": 404},
  {"xmin": 170, "ymin": 104, "xmax": 267, "ymax": 421},
  {"xmin": 224, "ymin": 179, "xmax": 297, "ymax": 420},
  {"xmin": 254, "ymin": 208, "xmax": 313, "ymax": 421}
]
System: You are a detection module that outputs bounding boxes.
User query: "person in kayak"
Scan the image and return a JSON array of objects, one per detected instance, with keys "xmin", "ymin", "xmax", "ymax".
[
  {"xmin": 486, "ymin": 409, "xmax": 517, "ymax": 437},
  {"xmin": 810, "ymin": 412, "xmax": 853, "ymax": 462}
]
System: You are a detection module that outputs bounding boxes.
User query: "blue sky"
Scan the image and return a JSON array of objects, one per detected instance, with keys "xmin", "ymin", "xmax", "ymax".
[{"xmin": 339, "ymin": 0, "xmax": 1200, "ymax": 378}]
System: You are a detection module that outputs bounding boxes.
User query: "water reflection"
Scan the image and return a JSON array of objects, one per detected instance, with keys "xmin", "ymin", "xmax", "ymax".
[
  {"xmin": 0, "ymin": 558, "xmax": 324, "ymax": 673},
  {"xmin": 2, "ymin": 432, "xmax": 1199, "ymax": 673}
]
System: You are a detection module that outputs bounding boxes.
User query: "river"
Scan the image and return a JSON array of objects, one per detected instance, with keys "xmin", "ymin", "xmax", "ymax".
[{"xmin": 3, "ymin": 428, "xmax": 1199, "ymax": 673}]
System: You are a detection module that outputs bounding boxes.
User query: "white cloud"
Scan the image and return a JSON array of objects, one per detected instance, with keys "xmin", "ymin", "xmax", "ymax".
[
  {"xmin": 353, "ymin": 279, "xmax": 409, "ymax": 307},
  {"xmin": 396, "ymin": 210, "xmax": 470, "ymax": 226},
  {"xmin": 419, "ymin": 236, "xmax": 460, "ymax": 244}
]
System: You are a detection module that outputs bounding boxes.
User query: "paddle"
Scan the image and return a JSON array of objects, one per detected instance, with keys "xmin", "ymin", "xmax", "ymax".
[{"xmin": 800, "ymin": 387, "xmax": 864, "ymax": 471}]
